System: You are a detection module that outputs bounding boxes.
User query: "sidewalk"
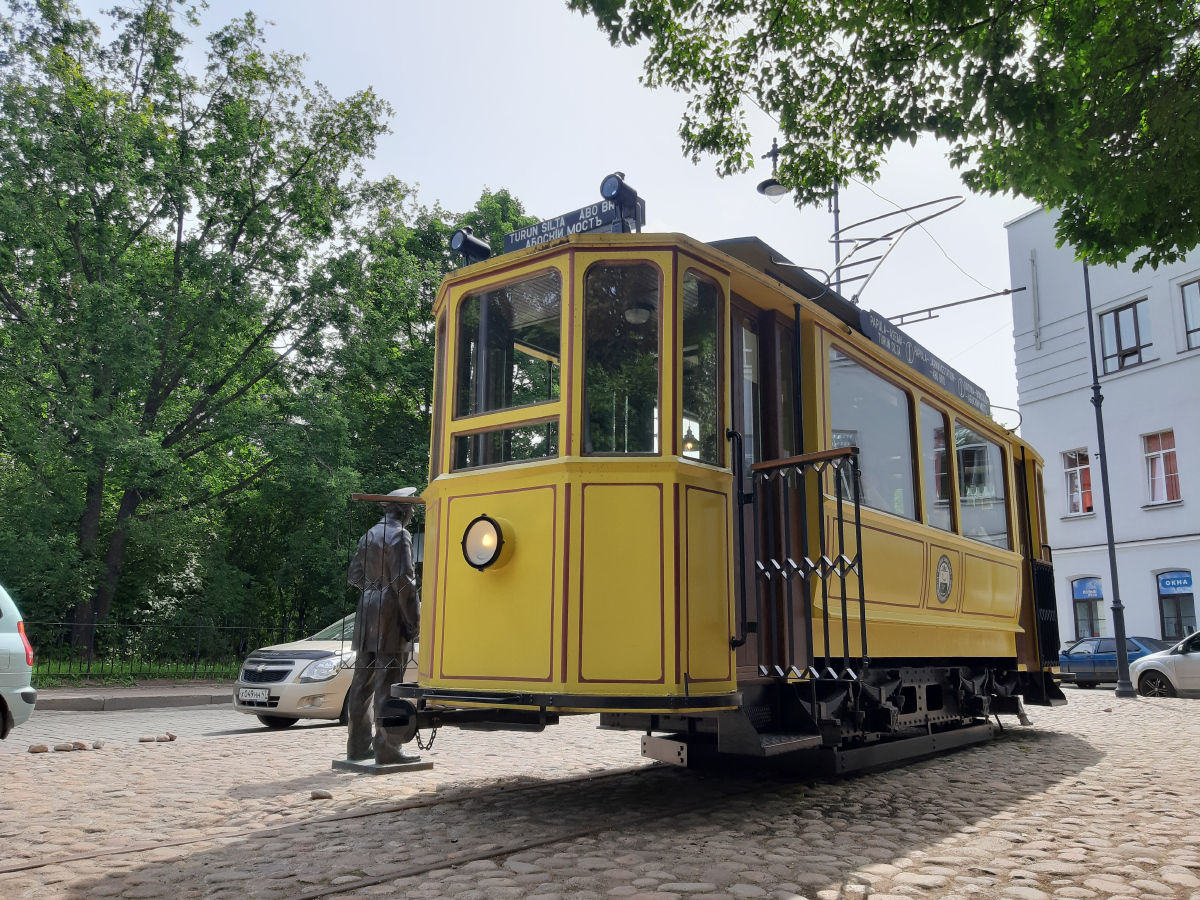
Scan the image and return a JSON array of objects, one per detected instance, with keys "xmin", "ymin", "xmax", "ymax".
[{"xmin": 34, "ymin": 680, "xmax": 233, "ymax": 712}]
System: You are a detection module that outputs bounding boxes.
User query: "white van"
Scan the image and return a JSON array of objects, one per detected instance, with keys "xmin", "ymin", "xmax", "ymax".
[{"xmin": 0, "ymin": 585, "xmax": 36, "ymax": 737}]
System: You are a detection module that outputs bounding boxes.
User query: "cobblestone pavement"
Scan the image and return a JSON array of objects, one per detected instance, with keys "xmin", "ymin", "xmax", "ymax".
[
  {"xmin": 0, "ymin": 704, "xmax": 323, "ymax": 753},
  {"xmin": 3, "ymin": 689, "xmax": 1200, "ymax": 900}
]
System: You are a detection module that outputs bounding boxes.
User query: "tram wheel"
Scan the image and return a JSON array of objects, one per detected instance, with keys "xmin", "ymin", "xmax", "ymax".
[{"xmin": 1138, "ymin": 672, "xmax": 1175, "ymax": 698}]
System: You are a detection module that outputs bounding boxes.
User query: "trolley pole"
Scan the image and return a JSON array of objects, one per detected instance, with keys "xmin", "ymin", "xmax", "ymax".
[{"xmin": 1081, "ymin": 261, "xmax": 1136, "ymax": 699}]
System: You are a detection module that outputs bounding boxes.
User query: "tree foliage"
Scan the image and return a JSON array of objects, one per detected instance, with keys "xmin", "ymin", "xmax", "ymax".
[
  {"xmin": 0, "ymin": 0, "xmax": 536, "ymax": 638},
  {"xmin": 570, "ymin": 0, "xmax": 1200, "ymax": 269}
]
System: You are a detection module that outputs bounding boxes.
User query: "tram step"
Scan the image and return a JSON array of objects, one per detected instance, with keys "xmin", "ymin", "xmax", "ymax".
[{"xmin": 757, "ymin": 732, "xmax": 824, "ymax": 756}]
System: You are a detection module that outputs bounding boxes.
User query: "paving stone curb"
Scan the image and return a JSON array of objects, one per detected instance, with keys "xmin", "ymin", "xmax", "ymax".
[{"xmin": 35, "ymin": 691, "xmax": 231, "ymax": 712}]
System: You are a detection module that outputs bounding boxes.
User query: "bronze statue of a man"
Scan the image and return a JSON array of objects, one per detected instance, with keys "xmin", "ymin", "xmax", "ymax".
[{"xmin": 345, "ymin": 488, "xmax": 420, "ymax": 764}]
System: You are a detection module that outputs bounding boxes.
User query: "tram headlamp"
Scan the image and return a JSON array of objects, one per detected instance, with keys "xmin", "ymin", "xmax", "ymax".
[
  {"xmin": 462, "ymin": 514, "xmax": 513, "ymax": 570},
  {"xmin": 449, "ymin": 226, "xmax": 492, "ymax": 264},
  {"xmin": 600, "ymin": 171, "xmax": 639, "ymax": 211}
]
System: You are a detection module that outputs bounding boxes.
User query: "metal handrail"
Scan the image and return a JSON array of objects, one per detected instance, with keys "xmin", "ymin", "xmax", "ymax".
[{"xmin": 745, "ymin": 445, "xmax": 868, "ymax": 679}]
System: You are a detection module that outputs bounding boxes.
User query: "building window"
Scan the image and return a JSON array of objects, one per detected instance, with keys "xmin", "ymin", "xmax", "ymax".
[
  {"xmin": 1072, "ymin": 577, "xmax": 1106, "ymax": 639},
  {"xmin": 1183, "ymin": 281, "xmax": 1200, "ymax": 351},
  {"xmin": 1063, "ymin": 449, "xmax": 1093, "ymax": 516},
  {"xmin": 456, "ymin": 270, "xmax": 562, "ymax": 417},
  {"xmin": 955, "ymin": 423, "xmax": 1010, "ymax": 549},
  {"xmin": 583, "ymin": 263, "xmax": 660, "ymax": 454},
  {"xmin": 1159, "ymin": 570, "xmax": 1195, "ymax": 642},
  {"xmin": 1099, "ymin": 298, "xmax": 1152, "ymax": 373},
  {"xmin": 1144, "ymin": 429, "xmax": 1181, "ymax": 504},
  {"xmin": 828, "ymin": 348, "xmax": 916, "ymax": 520}
]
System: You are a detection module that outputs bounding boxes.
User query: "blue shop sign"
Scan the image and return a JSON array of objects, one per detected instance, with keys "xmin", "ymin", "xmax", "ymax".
[
  {"xmin": 1072, "ymin": 577, "xmax": 1104, "ymax": 600},
  {"xmin": 1158, "ymin": 571, "xmax": 1194, "ymax": 595}
]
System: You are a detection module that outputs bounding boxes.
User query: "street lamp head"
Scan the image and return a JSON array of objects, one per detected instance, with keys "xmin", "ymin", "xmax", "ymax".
[{"xmin": 757, "ymin": 177, "xmax": 788, "ymax": 203}]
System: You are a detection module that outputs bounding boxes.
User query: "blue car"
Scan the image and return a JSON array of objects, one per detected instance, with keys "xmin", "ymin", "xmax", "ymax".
[{"xmin": 1059, "ymin": 636, "xmax": 1172, "ymax": 687}]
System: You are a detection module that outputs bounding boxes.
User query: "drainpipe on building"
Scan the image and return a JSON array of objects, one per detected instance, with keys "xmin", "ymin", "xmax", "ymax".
[{"xmin": 1081, "ymin": 260, "xmax": 1137, "ymax": 699}]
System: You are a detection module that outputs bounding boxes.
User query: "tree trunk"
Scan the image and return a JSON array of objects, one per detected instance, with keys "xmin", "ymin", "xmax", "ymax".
[
  {"xmin": 89, "ymin": 487, "xmax": 144, "ymax": 626},
  {"xmin": 70, "ymin": 468, "xmax": 106, "ymax": 652}
]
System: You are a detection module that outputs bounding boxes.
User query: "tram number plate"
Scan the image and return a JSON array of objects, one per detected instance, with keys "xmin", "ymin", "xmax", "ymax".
[{"xmin": 238, "ymin": 688, "xmax": 269, "ymax": 702}]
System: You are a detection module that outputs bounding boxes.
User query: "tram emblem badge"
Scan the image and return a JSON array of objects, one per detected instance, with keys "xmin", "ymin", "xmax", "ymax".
[{"xmin": 936, "ymin": 555, "xmax": 953, "ymax": 604}]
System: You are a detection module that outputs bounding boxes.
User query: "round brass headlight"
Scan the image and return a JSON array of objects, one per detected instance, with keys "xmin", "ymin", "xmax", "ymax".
[{"xmin": 462, "ymin": 514, "xmax": 504, "ymax": 570}]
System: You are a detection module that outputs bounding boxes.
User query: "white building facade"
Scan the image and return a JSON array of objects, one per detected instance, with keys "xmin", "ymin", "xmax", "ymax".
[{"xmin": 1006, "ymin": 209, "xmax": 1199, "ymax": 649}]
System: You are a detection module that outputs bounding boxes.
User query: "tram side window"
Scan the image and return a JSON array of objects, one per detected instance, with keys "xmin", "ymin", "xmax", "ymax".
[
  {"xmin": 584, "ymin": 264, "xmax": 660, "ymax": 454},
  {"xmin": 739, "ymin": 318, "xmax": 763, "ymax": 480},
  {"xmin": 919, "ymin": 402, "xmax": 954, "ymax": 531},
  {"xmin": 955, "ymin": 423, "xmax": 1011, "ymax": 549},
  {"xmin": 456, "ymin": 270, "xmax": 562, "ymax": 417},
  {"xmin": 828, "ymin": 348, "xmax": 916, "ymax": 519},
  {"xmin": 681, "ymin": 271, "xmax": 720, "ymax": 464}
]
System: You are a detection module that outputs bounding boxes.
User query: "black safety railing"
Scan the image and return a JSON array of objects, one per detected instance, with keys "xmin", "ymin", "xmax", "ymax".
[
  {"xmin": 25, "ymin": 618, "xmax": 307, "ymax": 683},
  {"xmin": 742, "ymin": 445, "xmax": 868, "ymax": 679}
]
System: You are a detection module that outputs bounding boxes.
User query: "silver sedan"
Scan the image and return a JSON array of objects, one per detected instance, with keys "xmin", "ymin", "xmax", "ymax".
[
  {"xmin": 1131, "ymin": 631, "xmax": 1200, "ymax": 698},
  {"xmin": 232, "ymin": 615, "xmax": 417, "ymax": 728}
]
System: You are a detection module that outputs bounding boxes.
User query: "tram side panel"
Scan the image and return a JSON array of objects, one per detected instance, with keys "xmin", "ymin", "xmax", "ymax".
[{"xmin": 818, "ymin": 503, "xmax": 1022, "ymax": 663}]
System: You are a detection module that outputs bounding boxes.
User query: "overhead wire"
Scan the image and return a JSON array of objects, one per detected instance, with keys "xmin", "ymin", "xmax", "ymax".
[
  {"xmin": 849, "ymin": 177, "xmax": 1000, "ymax": 296},
  {"xmin": 946, "ymin": 318, "xmax": 1014, "ymax": 362}
]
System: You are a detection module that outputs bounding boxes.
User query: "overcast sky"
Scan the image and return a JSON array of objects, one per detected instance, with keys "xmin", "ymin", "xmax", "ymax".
[{"xmin": 80, "ymin": 0, "xmax": 1038, "ymax": 423}]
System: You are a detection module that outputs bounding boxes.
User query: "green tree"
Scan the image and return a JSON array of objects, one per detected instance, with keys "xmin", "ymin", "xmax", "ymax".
[
  {"xmin": 570, "ymin": 0, "xmax": 1200, "ymax": 269},
  {"xmin": 0, "ymin": 0, "xmax": 389, "ymax": 638},
  {"xmin": 204, "ymin": 183, "xmax": 537, "ymax": 632}
]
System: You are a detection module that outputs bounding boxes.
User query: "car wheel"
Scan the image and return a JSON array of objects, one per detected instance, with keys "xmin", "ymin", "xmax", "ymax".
[
  {"xmin": 1139, "ymin": 671, "xmax": 1176, "ymax": 698},
  {"xmin": 257, "ymin": 715, "xmax": 298, "ymax": 729},
  {"xmin": 1075, "ymin": 681, "xmax": 1096, "ymax": 689}
]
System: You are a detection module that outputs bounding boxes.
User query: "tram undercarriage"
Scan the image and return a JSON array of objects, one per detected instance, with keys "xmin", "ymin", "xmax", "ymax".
[{"xmin": 387, "ymin": 661, "xmax": 1063, "ymax": 772}]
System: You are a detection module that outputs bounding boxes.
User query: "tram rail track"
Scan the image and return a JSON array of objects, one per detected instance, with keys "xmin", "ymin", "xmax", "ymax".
[
  {"xmin": 280, "ymin": 786, "xmax": 758, "ymax": 900},
  {"xmin": 0, "ymin": 760, "xmax": 665, "ymax": 876}
]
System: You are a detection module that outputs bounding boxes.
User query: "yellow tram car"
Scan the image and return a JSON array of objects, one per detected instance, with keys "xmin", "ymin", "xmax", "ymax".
[{"xmin": 391, "ymin": 209, "xmax": 1065, "ymax": 770}]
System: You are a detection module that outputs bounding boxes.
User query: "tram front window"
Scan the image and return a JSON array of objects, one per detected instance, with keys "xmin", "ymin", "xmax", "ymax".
[
  {"xmin": 456, "ymin": 270, "xmax": 562, "ymax": 417},
  {"xmin": 681, "ymin": 270, "xmax": 720, "ymax": 464},
  {"xmin": 583, "ymin": 263, "xmax": 660, "ymax": 454}
]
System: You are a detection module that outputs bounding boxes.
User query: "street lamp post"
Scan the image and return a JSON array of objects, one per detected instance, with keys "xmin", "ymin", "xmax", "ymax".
[{"xmin": 1081, "ymin": 260, "xmax": 1137, "ymax": 699}]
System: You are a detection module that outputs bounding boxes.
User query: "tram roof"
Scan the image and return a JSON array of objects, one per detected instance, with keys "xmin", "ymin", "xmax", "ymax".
[{"xmin": 706, "ymin": 236, "xmax": 862, "ymax": 332}]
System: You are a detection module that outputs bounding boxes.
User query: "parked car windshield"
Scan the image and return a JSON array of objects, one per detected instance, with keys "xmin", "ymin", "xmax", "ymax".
[
  {"xmin": 308, "ymin": 614, "xmax": 354, "ymax": 641},
  {"xmin": 1137, "ymin": 637, "xmax": 1172, "ymax": 652}
]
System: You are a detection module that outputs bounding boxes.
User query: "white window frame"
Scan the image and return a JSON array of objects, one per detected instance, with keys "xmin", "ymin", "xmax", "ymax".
[
  {"xmin": 1144, "ymin": 429, "xmax": 1181, "ymax": 505},
  {"xmin": 1062, "ymin": 449, "xmax": 1092, "ymax": 517}
]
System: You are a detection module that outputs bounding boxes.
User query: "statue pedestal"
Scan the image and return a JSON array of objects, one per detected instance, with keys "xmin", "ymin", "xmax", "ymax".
[{"xmin": 332, "ymin": 757, "xmax": 433, "ymax": 775}]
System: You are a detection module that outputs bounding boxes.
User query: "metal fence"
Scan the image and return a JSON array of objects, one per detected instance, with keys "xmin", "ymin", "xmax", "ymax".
[{"xmin": 24, "ymin": 618, "xmax": 312, "ymax": 682}]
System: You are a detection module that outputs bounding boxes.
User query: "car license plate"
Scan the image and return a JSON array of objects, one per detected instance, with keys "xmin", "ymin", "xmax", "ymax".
[{"xmin": 238, "ymin": 688, "xmax": 269, "ymax": 702}]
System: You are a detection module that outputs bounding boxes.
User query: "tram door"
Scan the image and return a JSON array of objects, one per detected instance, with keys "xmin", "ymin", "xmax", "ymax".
[{"xmin": 731, "ymin": 298, "xmax": 803, "ymax": 681}]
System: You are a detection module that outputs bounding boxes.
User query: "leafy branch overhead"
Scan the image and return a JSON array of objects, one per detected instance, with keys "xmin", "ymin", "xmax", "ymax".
[
  {"xmin": 0, "ymin": 0, "xmax": 390, "ymax": 626},
  {"xmin": 569, "ymin": 0, "xmax": 1200, "ymax": 269}
]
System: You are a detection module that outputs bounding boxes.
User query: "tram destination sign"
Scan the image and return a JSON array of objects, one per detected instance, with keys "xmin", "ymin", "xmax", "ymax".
[
  {"xmin": 859, "ymin": 309, "xmax": 991, "ymax": 416},
  {"xmin": 503, "ymin": 200, "xmax": 621, "ymax": 253}
]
